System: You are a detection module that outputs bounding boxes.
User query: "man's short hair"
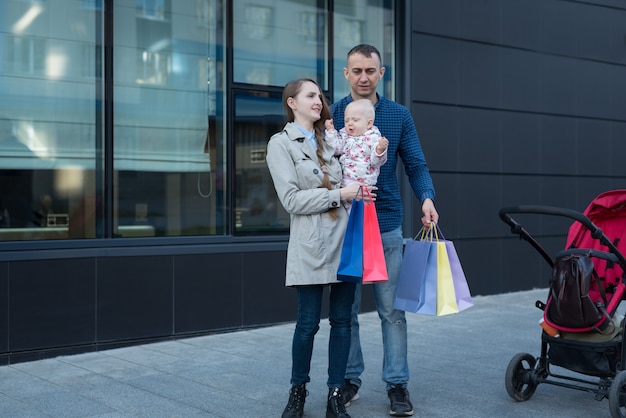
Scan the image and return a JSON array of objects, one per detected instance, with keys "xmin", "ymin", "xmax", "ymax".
[{"xmin": 347, "ymin": 44, "xmax": 382, "ymax": 65}]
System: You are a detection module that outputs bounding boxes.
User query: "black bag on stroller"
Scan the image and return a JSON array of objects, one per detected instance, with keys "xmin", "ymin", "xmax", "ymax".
[{"xmin": 548, "ymin": 254, "xmax": 607, "ymax": 330}]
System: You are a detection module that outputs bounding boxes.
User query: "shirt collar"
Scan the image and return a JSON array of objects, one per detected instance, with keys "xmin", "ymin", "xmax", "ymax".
[{"xmin": 292, "ymin": 122, "xmax": 317, "ymax": 150}]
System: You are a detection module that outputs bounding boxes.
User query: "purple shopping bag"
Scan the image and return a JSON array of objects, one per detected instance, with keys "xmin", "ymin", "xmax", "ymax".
[{"xmin": 445, "ymin": 241, "xmax": 473, "ymax": 312}]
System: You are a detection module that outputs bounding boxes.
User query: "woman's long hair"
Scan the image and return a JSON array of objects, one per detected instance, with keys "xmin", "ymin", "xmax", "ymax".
[{"xmin": 283, "ymin": 78, "xmax": 339, "ymax": 220}]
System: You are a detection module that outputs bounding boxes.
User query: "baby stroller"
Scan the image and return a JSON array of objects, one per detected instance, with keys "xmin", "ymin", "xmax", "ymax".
[{"xmin": 499, "ymin": 190, "xmax": 626, "ymax": 418}]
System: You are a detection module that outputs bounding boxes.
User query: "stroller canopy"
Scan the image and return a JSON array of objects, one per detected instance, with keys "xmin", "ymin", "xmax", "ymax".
[{"xmin": 566, "ymin": 189, "xmax": 626, "ymax": 292}]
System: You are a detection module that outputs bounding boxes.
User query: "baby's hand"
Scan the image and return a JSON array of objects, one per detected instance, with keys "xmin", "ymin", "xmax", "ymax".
[
  {"xmin": 325, "ymin": 119, "xmax": 335, "ymax": 132},
  {"xmin": 376, "ymin": 136, "xmax": 389, "ymax": 154}
]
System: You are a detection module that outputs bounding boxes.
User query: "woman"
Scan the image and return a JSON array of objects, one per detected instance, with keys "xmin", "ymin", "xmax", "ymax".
[{"xmin": 266, "ymin": 78, "xmax": 366, "ymax": 418}]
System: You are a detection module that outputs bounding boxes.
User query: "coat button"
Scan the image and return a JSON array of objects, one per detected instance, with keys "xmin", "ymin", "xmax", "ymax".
[
  {"xmin": 331, "ymin": 202, "xmax": 338, "ymax": 207},
  {"xmin": 313, "ymin": 169, "xmax": 319, "ymax": 174}
]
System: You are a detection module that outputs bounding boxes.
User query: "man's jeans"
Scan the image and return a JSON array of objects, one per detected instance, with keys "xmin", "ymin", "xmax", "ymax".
[
  {"xmin": 345, "ymin": 227, "xmax": 408, "ymax": 389},
  {"xmin": 291, "ymin": 281, "xmax": 356, "ymax": 388}
]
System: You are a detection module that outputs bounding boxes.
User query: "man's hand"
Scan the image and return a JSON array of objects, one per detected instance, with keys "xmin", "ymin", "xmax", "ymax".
[{"xmin": 421, "ymin": 198, "xmax": 438, "ymax": 227}]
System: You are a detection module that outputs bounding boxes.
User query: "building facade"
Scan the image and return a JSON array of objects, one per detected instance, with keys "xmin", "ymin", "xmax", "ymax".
[{"xmin": 0, "ymin": 0, "xmax": 624, "ymax": 363}]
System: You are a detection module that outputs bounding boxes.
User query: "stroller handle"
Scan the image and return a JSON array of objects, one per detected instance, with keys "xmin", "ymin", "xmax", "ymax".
[{"xmin": 499, "ymin": 205, "xmax": 626, "ymax": 268}]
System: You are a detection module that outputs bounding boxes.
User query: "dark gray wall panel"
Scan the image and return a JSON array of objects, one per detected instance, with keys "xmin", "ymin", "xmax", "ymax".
[
  {"xmin": 412, "ymin": 103, "xmax": 459, "ymax": 172},
  {"xmin": 576, "ymin": 60, "xmax": 612, "ymax": 119},
  {"xmin": 459, "ymin": 42, "xmax": 500, "ymax": 108},
  {"xmin": 610, "ymin": 123, "xmax": 626, "ymax": 176},
  {"xmin": 539, "ymin": 1, "xmax": 580, "ymax": 57},
  {"xmin": 412, "ymin": 0, "xmax": 460, "ymax": 38},
  {"xmin": 457, "ymin": 238, "xmax": 504, "ymax": 296},
  {"xmin": 457, "ymin": 108, "xmax": 500, "ymax": 173},
  {"xmin": 540, "ymin": 56, "xmax": 578, "ymax": 116},
  {"xmin": 459, "ymin": 0, "xmax": 500, "ymax": 43},
  {"xmin": 9, "ymin": 258, "xmax": 95, "ymax": 351},
  {"xmin": 500, "ymin": 49, "xmax": 541, "ymax": 112},
  {"xmin": 242, "ymin": 250, "xmax": 295, "ymax": 326},
  {"xmin": 539, "ymin": 177, "xmax": 583, "ymax": 236},
  {"xmin": 501, "ymin": 112, "xmax": 542, "ymax": 173},
  {"xmin": 577, "ymin": 119, "xmax": 611, "ymax": 176},
  {"xmin": 173, "ymin": 253, "xmax": 242, "ymax": 334},
  {"xmin": 500, "ymin": 0, "xmax": 541, "ymax": 50},
  {"xmin": 540, "ymin": 116, "xmax": 578, "ymax": 175},
  {"xmin": 457, "ymin": 174, "xmax": 503, "ymax": 237},
  {"xmin": 575, "ymin": 4, "xmax": 617, "ymax": 62},
  {"xmin": 412, "ymin": 34, "xmax": 459, "ymax": 104},
  {"xmin": 609, "ymin": 67, "xmax": 626, "ymax": 120},
  {"xmin": 97, "ymin": 256, "xmax": 172, "ymax": 342},
  {"xmin": 609, "ymin": 10, "xmax": 626, "ymax": 65},
  {"xmin": 500, "ymin": 176, "xmax": 543, "ymax": 209}
]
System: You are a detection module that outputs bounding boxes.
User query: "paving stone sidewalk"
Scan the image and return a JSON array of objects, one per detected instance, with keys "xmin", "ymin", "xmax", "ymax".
[{"xmin": 0, "ymin": 288, "xmax": 615, "ymax": 417}]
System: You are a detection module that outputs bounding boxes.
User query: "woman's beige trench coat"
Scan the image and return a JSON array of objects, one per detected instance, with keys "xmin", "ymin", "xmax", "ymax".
[{"xmin": 266, "ymin": 123, "xmax": 349, "ymax": 286}]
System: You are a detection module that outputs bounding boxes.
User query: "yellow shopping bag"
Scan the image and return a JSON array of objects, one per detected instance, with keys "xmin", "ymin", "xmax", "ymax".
[{"xmin": 435, "ymin": 241, "xmax": 459, "ymax": 316}]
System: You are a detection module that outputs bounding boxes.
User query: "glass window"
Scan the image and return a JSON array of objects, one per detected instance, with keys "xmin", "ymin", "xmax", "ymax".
[
  {"xmin": 332, "ymin": 0, "xmax": 395, "ymax": 102},
  {"xmin": 0, "ymin": 1, "xmax": 102, "ymax": 240},
  {"xmin": 113, "ymin": 0, "xmax": 226, "ymax": 237},
  {"xmin": 0, "ymin": 0, "xmax": 393, "ymax": 240},
  {"xmin": 231, "ymin": 0, "xmax": 394, "ymax": 235},
  {"xmin": 233, "ymin": 1, "xmax": 328, "ymax": 88},
  {"xmin": 233, "ymin": 91, "xmax": 286, "ymax": 234}
]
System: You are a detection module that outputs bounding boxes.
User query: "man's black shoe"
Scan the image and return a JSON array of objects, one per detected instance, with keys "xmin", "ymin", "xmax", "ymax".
[
  {"xmin": 341, "ymin": 379, "xmax": 360, "ymax": 407},
  {"xmin": 387, "ymin": 384, "xmax": 414, "ymax": 416}
]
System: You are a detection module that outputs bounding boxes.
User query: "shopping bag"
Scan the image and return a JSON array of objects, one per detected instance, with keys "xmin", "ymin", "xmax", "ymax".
[
  {"xmin": 393, "ymin": 237, "xmax": 437, "ymax": 315},
  {"xmin": 445, "ymin": 241, "xmax": 474, "ymax": 311},
  {"xmin": 337, "ymin": 189, "xmax": 364, "ymax": 283},
  {"xmin": 394, "ymin": 224, "xmax": 472, "ymax": 316},
  {"xmin": 435, "ymin": 241, "xmax": 459, "ymax": 316},
  {"xmin": 362, "ymin": 190, "xmax": 388, "ymax": 283}
]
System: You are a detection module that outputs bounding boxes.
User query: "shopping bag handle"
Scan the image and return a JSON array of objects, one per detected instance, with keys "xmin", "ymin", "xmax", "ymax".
[
  {"xmin": 363, "ymin": 187, "xmax": 375, "ymax": 205},
  {"xmin": 413, "ymin": 222, "xmax": 444, "ymax": 241},
  {"xmin": 353, "ymin": 186, "xmax": 364, "ymax": 200}
]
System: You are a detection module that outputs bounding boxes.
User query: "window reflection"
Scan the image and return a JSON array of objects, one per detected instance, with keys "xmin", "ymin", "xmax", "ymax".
[
  {"xmin": 233, "ymin": 1, "xmax": 328, "ymax": 88},
  {"xmin": 0, "ymin": 1, "xmax": 100, "ymax": 241},
  {"xmin": 114, "ymin": 0, "xmax": 225, "ymax": 237},
  {"xmin": 244, "ymin": 5, "xmax": 272, "ymax": 40},
  {"xmin": 332, "ymin": 0, "xmax": 394, "ymax": 102},
  {"xmin": 0, "ymin": 0, "xmax": 393, "ymax": 240},
  {"xmin": 233, "ymin": 92, "xmax": 287, "ymax": 234}
]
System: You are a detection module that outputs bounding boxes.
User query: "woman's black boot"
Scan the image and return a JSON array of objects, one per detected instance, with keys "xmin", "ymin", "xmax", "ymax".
[
  {"xmin": 326, "ymin": 386, "xmax": 351, "ymax": 418},
  {"xmin": 281, "ymin": 383, "xmax": 307, "ymax": 418}
]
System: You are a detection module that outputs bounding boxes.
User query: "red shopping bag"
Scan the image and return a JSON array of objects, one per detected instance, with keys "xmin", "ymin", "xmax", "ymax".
[{"xmin": 362, "ymin": 189, "xmax": 388, "ymax": 283}]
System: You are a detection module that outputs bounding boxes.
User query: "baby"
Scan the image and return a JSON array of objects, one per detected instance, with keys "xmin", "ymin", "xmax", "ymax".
[{"xmin": 325, "ymin": 98, "xmax": 388, "ymax": 189}]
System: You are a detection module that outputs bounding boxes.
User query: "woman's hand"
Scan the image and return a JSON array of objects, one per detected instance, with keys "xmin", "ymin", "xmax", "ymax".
[{"xmin": 340, "ymin": 183, "xmax": 377, "ymax": 202}]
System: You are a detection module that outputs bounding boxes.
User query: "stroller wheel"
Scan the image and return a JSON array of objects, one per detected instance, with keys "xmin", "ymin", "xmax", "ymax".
[
  {"xmin": 505, "ymin": 353, "xmax": 538, "ymax": 402},
  {"xmin": 609, "ymin": 370, "xmax": 626, "ymax": 418}
]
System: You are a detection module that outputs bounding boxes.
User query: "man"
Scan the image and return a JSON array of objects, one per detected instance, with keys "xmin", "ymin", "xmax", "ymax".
[{"xmin": 330, "ymin": 44, "xmax": 438, "ymax": 417}]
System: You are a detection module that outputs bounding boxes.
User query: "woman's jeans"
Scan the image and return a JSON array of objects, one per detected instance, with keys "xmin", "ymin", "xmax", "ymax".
[
  {"xmin": 290, "ymin": 281, "xmax": 356, "ymax": 388},
  {"xmin": 345, "ymin": 227, "xmax": 408, "ymax": 389}
]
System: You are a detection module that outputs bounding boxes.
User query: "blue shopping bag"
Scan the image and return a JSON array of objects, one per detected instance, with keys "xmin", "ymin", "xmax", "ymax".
[
  {"xmin": 393, "ymin": 238, "xmax": 437, "ymax": 315},
  {"xmin": 337, "ymin": 197, "xmax": 364, "ymax": 283}
]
